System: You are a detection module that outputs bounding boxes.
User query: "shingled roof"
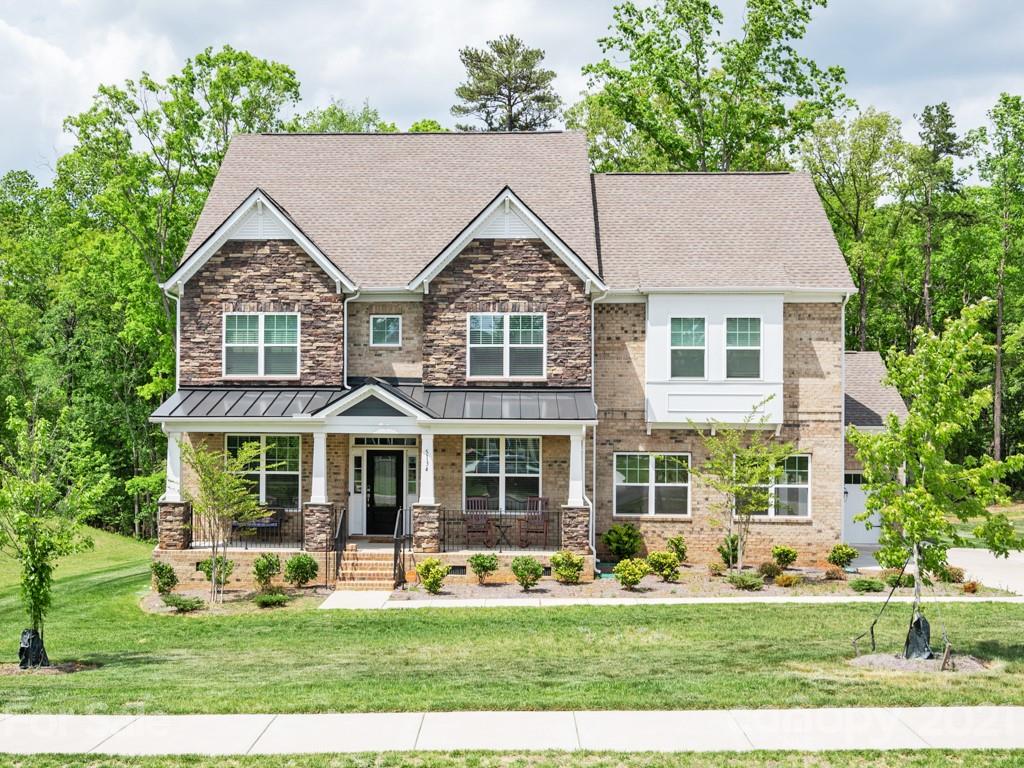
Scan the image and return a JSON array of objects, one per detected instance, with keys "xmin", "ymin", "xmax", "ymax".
[{"xmin": 845, "ymin": 351, "xmax": 908, "ymax": 427}]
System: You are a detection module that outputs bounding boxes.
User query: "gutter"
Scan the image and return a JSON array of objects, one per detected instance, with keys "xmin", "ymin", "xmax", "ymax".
[
  {"xmin": 342, "ymin": 290, "xmax": 361, "ymax": 388},
  {"xmin": 163, "ymin": 283, "xmax": 182, "ymax": 391}
]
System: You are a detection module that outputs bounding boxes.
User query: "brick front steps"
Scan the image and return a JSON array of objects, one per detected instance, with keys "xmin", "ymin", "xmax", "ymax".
[{"xmin": 335, "ymin": 544, "xmax": 395, "ymax": 591}]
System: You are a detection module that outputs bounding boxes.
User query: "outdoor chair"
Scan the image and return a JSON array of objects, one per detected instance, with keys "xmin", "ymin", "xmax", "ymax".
[
  {"xmin": 464, "ymin": 497, "xmax": 494, "ymax": 548},
  {"xmin": 519, "ymin": 496, "xmax": 549, "ymax": 548}
]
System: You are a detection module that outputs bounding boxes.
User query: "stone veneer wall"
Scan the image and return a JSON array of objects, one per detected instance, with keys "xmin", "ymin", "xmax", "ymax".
[
  {"xmin": 347, "ymin": 301, "xmax": 423, "ymax": 380},
  {"xmin": 179, "ymin": 240, "xmax": 345, "ymax": 386},
  {"xmin": 422, "ymin": 239, "xmax": 591, "ymax": 387}
]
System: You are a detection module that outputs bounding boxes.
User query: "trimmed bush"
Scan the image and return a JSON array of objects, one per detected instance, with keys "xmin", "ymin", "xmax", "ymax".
[
  {"xmin": 613, "ymin": 558, "xmax": 651, "ymax": 590},
  {"xmin": 284, "ymin": 553, "xmax": 319, "ymax": 588},
  {"xmin": 646, "ymin": 551, "xmax": 680, "ymax": 582},
  {"xmin": 882, "ymin": 569, "xmax": 915, "ymax": 589},
  {"xmin": 850, "ymin": 577, "xmax": 885, "ymax": 593},
  {"xmin": 162, "ymin": 594, "xmax": 204, "ymax": 613},
  {"xmin": 827, "ymin": 543, "xmax": 859, "ymax": 569},
  {"xmin": 550, "ymin": 550, "xmax": 586, "ymax": 584},
  {"xmin": 468, "ymin": 553, "xmax": 499, "ymax": 584},
  {"xmin": 717, "ymin": 534, "xmax": 739, "ymax": 568},
  {"xmin": 939, "ymin": 565, "xmax": 965, "ymax": 584},
  {"xmin": 757, "ymin": 561, "xmax": 782, "ymax": 580},
  {"xmin": 727, "ymin": 572, "xmax": 764, "ymax": 591},
  {"xmin": 254, "ymin": 592, "xmax": 289, "ymax": 608},
  {"xmin": 511, "ymin": 556, "xmax": 544, "ymax": 591},
  {"xmin": 602, "ymin": 523, "xmax": 643, "ymax": 560},
  {"xmin": 774, "ymin": 574, "xmax": 802, "ymax": 588},
  {"xmin": 666, "ymin": 535, "xmax": 687, "ymax": 564},
  {"xmin": 771, "ymin": 545, "xmax": 798, "ymax": 569},
  {"xmin": 416, "ymin": 558, "xmax": 450, "ymax": 594},
  {"xmin": 824, "ymin": 565, "xmax": 847, "ymax": 581},
  {"xmin": 151, "ymin": 561, "xmax": 178, "ymax": 595},
  {"xmin": 962, "ymin": 580, "xmax": 980, "ymax": 594},
  {"xmin": 197, "ymin": 556, "xmax": 234, "ymax": 587},
  {"xmin": 708, "ymin": 561, "xmax": 726, "ymax": 577},
  {"xmin": 252, "ymin": 553, "xmax": 281, "ymax": 593}
]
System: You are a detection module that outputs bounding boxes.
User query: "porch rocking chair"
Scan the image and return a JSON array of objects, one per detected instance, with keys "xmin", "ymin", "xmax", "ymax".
[
  {"xmin": 464, "ymin": 497, "xmax": 494, "ymax": 548},
  {"xmin": 519, "ymin": 496, "xmax": 550, "ymax": 549}
]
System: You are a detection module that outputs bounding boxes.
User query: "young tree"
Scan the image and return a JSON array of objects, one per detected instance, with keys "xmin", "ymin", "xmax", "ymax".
[
  {"xmin": 849, "ymin": 302, "xmax": 1024, "ymax": 655},
  {"xmin": 180, "ymin": 438, "xmax": 265, "ymax": 602},
  {"xmin": 692, "ymin": 402, "xmax": 796, "ymax": 571},
  {"xmin": 0, "ymin": 398, "xmax": 113, "ymax": 667},
  {"xmin": 579, "ymin": 0, "xmax": 847, "ymax": 171},
  {"xmin": 451, "ymin": 35, "xmax": 562, "ymax": 131},
  {"xmin": 285, "ymin": 99, "xmax": 397, "ymax": 133}
]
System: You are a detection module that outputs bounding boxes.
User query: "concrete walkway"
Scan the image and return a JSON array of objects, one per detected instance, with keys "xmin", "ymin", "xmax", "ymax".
[
  {"xmin": 949, "ymin": 547, "xmax": 1024, "ymax": 595},
  {"xmin": 1, "ymin": 707, "xmax": 1023, "ymax": 754}
]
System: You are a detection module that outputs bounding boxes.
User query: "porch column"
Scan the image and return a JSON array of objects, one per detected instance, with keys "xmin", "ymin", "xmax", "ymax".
[
  {"xmin": 568, "ymin": 428, "xmax": 585, "ymax": 508},
  {"xmin": 163, "ymin": 430, "xmax": 182, "ymax": 503},
  {"xmin": 310, "ymin": 431, "xmax": 328, "ymax": 504},
  {"xmin": 419, "ymin": 432, "xmax": 436, "ymax": 506}
]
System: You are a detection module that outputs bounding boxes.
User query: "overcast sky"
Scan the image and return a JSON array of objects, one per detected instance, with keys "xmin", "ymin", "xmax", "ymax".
[{"xmin": 2, "ymin": 0, "xmax": 1023, "ymax": 180}]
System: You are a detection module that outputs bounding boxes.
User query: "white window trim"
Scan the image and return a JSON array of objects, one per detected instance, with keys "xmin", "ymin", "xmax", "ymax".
[
  {"xmin": 668, "ymin": 316, "xmax": 708, "ymax": 380},
  {"xmin": 225, "ymin": 434, "xmax": 302, "ymax": 509},
  {"xmin": 733, "ymin": 453, "xmax": 813, "ymax": 519},
  {"xmin": 466, "ymin": 312, "xmax": 547, "ymax": 381},
  {"xmin": 462, "ymin": 436, "xmax": 543, "ymax": 511},
  {"xmin": 369, "ymin": 314, "xmax": 403, "ymax": 348},
  {"xmin": 222, "ymin": 312, "xmax": 301, "ymax": 379},
  {"xmin": 724, "ymin": 315, "xmax": 763, "ymax": 381},
  {"xmin": 612, "ymin": 452, "xmax": 692, "ymax": 517}
]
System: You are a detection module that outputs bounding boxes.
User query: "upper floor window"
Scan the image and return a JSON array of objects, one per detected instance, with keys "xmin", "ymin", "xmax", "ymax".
[
  {"xmin": 467, "ymin": 312, "xmax": 545, "ymax": 378},
  {"xmin": 370, "ymin": 315, "xmax": 402, "ymax": 347},
  {"xmin": 670, "ymin": 318, "xmax": 705, "ymax": 378},
  {"xmin": 224, "ymin": 313, "xmax": 299, "ymax": 377},
  {"xmin": 726, "ymin": 317, "xmax": 761, "ymax": 379}
]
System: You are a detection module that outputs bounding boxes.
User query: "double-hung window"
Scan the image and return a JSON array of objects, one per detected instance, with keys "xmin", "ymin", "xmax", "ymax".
[
  {"xmin": 670, "ymin": 318, "xmax": 705, "ymax": 378},
  {"xmin": 370, "ymin": 315, "xmax": 402, "ymax": 347},
  {"xmin": 224, "ymin": 313, "xmax": 299, "ymax": 377},
  {"xmin": 726, "ymin": 317, "xmax": 761, "ymax": 379},
  {"xmin": 468, "ymin": 312, "xmax": 545, "ymax": 378},
  {"xmin": 226, "ymin": 435, "xmax": 301, "ymax": 509},
  {"xmin": 464, "ymin": 436, "xmax": 541, "ymax": 510},
  {"xmin": 613, "ymin": 453, "xmax": 690, "ymax": 516},
  {"xmin": 774, "ymin": 455, "xmax": 810, "ymax": 517}
]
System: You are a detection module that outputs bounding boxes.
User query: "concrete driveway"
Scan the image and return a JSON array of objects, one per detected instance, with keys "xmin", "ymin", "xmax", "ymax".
[{"xmin": 948, "ymin": 548, "xmax": 1024, "ymax": 595}]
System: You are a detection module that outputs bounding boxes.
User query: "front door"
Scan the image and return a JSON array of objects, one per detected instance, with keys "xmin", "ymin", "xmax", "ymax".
[{"xmin": 366, "ymin": 450, "xmax": 404, "ymax": 535}]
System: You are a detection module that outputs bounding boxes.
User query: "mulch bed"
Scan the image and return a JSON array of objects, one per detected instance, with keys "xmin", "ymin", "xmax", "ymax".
[
  {"xmin": 850, "ymin": 653, "xmax": 992, "ymax": 674},
  {"xmin": 0, "ymin": 661, "xmax": 98, "ymax": 676}
]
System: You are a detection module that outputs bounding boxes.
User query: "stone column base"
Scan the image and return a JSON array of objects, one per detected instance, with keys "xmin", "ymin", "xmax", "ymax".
[
  {"xmin": 303, "ymin": 503, "xmax": 334, "ymax": 552},
  {"xmin": 158, "ymin": 501, "xmax": 192, "ymax": 550},
  {"xmin": 560, "ymin": 505, "xmax": 591, "ymax": 554},
  {"xmin": 412, "ymin": 504, "xmax": 441, "ymax": 553}
]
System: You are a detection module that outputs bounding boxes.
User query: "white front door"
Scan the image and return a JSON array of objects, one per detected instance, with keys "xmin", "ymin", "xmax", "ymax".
[{"xmin": 843, "ymin": 474, "xmax": 880, "ymax": 546}]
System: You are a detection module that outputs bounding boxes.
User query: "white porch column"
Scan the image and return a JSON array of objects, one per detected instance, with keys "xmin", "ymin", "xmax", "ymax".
[
  {"xmin": 419, "ymin": 432, "xmax": 436, "ymax": 505},
  {"xmin": 568, "ymin": 428, "xmax": 585, "ymax": 507},
  {"xmin": 310, "ymin": 431, "xmax": 328, "ymax": 504},
  {"xmin": 163, "ymin": 430, "xmax": 182, "ymax": 503}
]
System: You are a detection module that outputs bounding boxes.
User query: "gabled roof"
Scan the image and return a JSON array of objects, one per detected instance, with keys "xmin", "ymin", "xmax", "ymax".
[{"xmin": 845, "ymin": 351, "xmax": 909, "ymax": 427}]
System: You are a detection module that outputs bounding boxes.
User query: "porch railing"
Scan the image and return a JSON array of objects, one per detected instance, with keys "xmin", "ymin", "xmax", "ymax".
[
  {"xmin": 190, "ymin": 507, "xmax": 303, "ymax": 550},
  {"xmin": 333, "ymin": 507, "xmax": 348, "ymax": 583},
  {"xmin": 393, "ymin": 508, "xmax": 411, "ymax": 588},
  {"xmin": 438, "ymin": 507, "xmax": 561, "ymax": 552}
]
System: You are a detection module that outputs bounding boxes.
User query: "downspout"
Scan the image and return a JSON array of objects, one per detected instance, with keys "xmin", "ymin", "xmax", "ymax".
[
  {"xmin": 342, "ymin": 288, "xmax": 361, "ymax": 389},
  {"xmin": 589, "ymin": 285, "xmax": 611, "ymax": 556},
  {"xmin": 840, "ymin": 291, "xmax": 851, "ymax": 541},
  {"xmin": 163, "ymin": 283, "xmax": 182, "ymax": 391}
]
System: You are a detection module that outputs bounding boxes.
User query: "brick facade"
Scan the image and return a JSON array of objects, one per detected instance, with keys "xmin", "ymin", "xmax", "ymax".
[
  {"xmin": 179, "ymin": 240, "xmax": 345, "ymax": 386},
  {"xmin": 422, "ymin": 239, "xmax": 591, "ymax": 387},
  {"xmin": 347, "ymin": 301, "xmax": 423, "ymax": 380}
]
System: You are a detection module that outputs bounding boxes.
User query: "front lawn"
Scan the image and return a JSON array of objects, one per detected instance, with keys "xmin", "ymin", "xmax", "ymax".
[
  {"xmin": 1, "ymin": 530, "xmax": 1023, "ymax": 715},
  {"xmin": 953, "ymin": 503, "xmax": 1024, "ymax": 547}
]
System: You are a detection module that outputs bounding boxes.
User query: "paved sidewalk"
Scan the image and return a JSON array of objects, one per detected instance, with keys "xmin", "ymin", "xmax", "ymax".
[
  {"xmin": 319, "ymin": 591, "xmax": 1024, "ymax": 610},
  {"xmin": 1, "ymin": 707, "xmax": 1023, "ymax": 754},
  {"xmin": 949, "ymin": 548, "xmax": 1024, "ymax": 595}
]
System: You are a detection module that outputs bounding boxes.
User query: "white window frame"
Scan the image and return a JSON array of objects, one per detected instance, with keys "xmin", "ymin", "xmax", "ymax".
[
  {"xmin": 224, "ymin": 434, "xmax": 302, "ymax": 509},
  {"xmin": 612, "ymin": 452, "xmax": 692, "ymax": 517},
  {"xmin": 668, "ymin": 316, "xmax": 707, "ymax": 380},
  {"xmin": 733, "ymin": 453, "xmax": 813, "ymax": 519},
  {"xmin": 462, "ymin": 436, "xmax": 543, "ymax": 511},
  {"xmin": 724, "ymin": 316, "xmax": 762, "ymax": 380},
  {"xmin": 369, "ymin": 314, "xmax": 402, "ymax": 348},
  {"xmin": 222, "ymin": 312, "xmax": 301, "ymax": 379},
  {"xmin": 466, "ymin": 312, "xmax": 547, "ymax": 380}
]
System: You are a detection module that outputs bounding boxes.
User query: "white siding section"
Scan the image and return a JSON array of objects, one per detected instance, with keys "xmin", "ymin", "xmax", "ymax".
[
  {"xmin": 476, "ymin": 206, "xmax": 538, "ymax": 239},
  {"xmin": 229, "ymin": 204, "xmax": 290, "ymax": 240},
  {"xmin": 646, "ymin": 293, "xmax": 784, "ymax": 426}
]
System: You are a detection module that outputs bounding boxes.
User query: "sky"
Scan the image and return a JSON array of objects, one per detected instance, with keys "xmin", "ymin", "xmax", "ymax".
[{"xmin": 2, "ymin": 0, "xmax": 1023, "ymax": 180}]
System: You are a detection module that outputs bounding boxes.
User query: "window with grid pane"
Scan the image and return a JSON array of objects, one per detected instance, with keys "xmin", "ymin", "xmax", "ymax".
[
  {"xmin": 670, "ymin": 318, "xmax": 705, "ymax": 378},
  {"xmin": 225, "ymin": 315, "xmax": 259, "ymax": 375},
  {"xmin": 774, "ymin": 455, "xmax": 810, "ymax": 517},
  {"xmin": 263, "ymin": 314, "xmax": 298, "ymax": 375},
  {"xmin": 726, "ymin": 317, "xmax": 761, "ymax": 379},
  {"xmin": 508, "ymin": 314, "xmax": 544, "ymax": 376},
  {"xmin": 463, "ymin": 437, "xmax": 540, "ymax": 511},
  {"xmin": 614, "ymin": 453, "xmax": 690, "ymax": 516},
  {"xmin": 468, "ymin": 312, "xmax": 545, "ymax": 378},
  {"xmin": 224, "ymin": 313, "xmax": 298, "ymax": 377},
  {"xmin": 370, "ymin": 315, "xmax": 402, "ymax": 347},
  {"xmin": 468, "ymin": 314, "xmax": 505, "ymax": 377},
  {"xmin": 464, "ymin": 437, "xmax": 500, "ymax": 509},
  {"xmin": 225, "ymin": 434, "xmax": 301, "ymax": 509}
]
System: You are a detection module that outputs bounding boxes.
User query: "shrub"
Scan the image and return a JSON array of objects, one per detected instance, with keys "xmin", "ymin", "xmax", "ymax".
[
  {"xmin": 252, "ymin": 553, "xmax": 281, "ymax": 593},
  {"xmin": 151, "ymin": 561, "xmax": 178, "ymax": 595},
  {"xmin": 254, "ymin": 592, "xmax": 289, "ymax": 609},
  {"xmin": 550, "ymin": 550, "xmax": 586, "ymax": 584},
  {"xmin": 468, "ymin": 553, "xmax": 499, "ymax": 584},
  {"xmin": 882, "ymin": 570, "xmax": 915, "ymax": 589},
  {"xmin": 962, "ymin": 580, "xmax": 980, "ymax": 594},
  {"xmin": 771, "ymin": 545, "xmax": 798, "ymax": 569},
  {"xmin": 708, "ymin": 561, "xmax": 726, "ymax": 577},
  {"xmin": 939, "ymin": 565, "xmax": 965, "ymax": 584},
  {"xmin": 162, "ymin": 594, "xmax": 204, "ymax": 613},
  {"xmin": 826, "ymin": 543, "xmax": 859, "ymax": 568},
  {"xmin": 666, "ymin": 535, "xmax": 688, "ymax": 564},
  {"xmin": 416, "ymin": 558, "xmax": 450, "ymax": 594},
  {"xmin": 511, "ymin": 556, "xmax": 544, "ymax": 590},
  {"xmin": 197, "ymin": 556, "xmax": 234, "ymax": 587},
  {"xmin": 850, "ymin": 577, "xmax": 885, "ymax": 593},
  {"xmin": 602, "ymin": 523, "xmax": 643, "ymax": 560},
  {"xmin": 284, "ymin": 553, "xmax": 319, "ymax": 588},
  {"xmin": 757, "ymin": 561, "xmax": 782, "ymax": 580},
  {"xmin": 824, "ymin": 565, "xmax": 847, "ymax": 581},
  {"xmin": 727, "ymin": 572, "xmax": 764, "ymax": 591},
  {"xmin": 774, "ymin": 574, "xmax": 802, "ymax": 588},
  {"xmin": 717, "ymin": 534, "xmax": 739, "ymax": 568},
  {"xmin": 613, "ymin": 558, "xmax": 651, "ymax": 590},
  {"xmin": 646, "ymin": 551, "xmax": 680, "ymax": 582}
]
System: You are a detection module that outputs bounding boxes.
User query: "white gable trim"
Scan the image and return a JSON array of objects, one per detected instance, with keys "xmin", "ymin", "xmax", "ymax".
[
  {"xmin": 162, "ymin": 189, "xmax": 357, "ymax": 294},
  {"xmin": 311, "ymin": 384, "xmax": 430, "ymax": 421},
  {"xmin": 407, "ymin": 186, "xmax": 606, "ymax": 292}
]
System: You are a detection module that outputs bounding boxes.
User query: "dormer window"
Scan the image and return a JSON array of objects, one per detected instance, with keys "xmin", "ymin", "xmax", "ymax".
[
  {"xmin": 370, "ymin": 315, "xmax": 402, "ymax": 347},
  {"xmin": 468, "ymin": 312, "xmax": 545, "ymax": 379},
  {"xmin": 224, "ymin": 312, "xmax": 299, "ymax": 378}
]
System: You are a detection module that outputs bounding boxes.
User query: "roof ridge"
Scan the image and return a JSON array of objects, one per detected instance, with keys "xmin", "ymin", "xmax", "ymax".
[
  {"xmin": 598, "ymin": 171, "xmax": 797, "ymax": 176},
  {"xmin": 250, "ymin": 130, "xmax": 571, "ymax": 137}
]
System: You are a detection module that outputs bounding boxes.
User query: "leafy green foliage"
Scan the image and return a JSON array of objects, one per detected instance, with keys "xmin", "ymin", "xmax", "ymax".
[
  {"xmin": 252, "ymin": 553, "xmax": 281, "ymax": 593},
  {"xmin": 602, "ymin": 523, "xmax": 643, "ymax": 560},
  {"xmin": 285, "ymin": 99, "xmax": 396, "ymax": 132},
  {"xmin": 757, "ymin": 561, "xmax": 782, "ymax": 580},
  {"xmin": 849, "ymin": 577, "xmax": 885, "ymax": 593},
  {"xmin": 771, "ymin": 546, "xmax": 798, "ymax": 569},
  {"xmin": 150, "ymin": 561, "xmax": 178, "ymax": 595},
  {"xmin": 665, "ymin": 535, "xmax": 687, "ymax": 563},
  {"xmin": 613, "ymin": 557, "xmax": 651, "ymax": 590},
  {"xmin": 197, "ymin": 556, "xmax": 234, "ymax": 587},
  {"xmin": 827, "ymin": 544, "xmax": 859, "ymax": 568},
  {"xmin": 727, "ymin": 572, "xmax": 764, "ymax": 591},
  {"xmin": 467, "ymin": 553, "xmax": 499, "ymax": 584},
  {"xmin": 408, "ymin": 119, "xmax": 447, "ymax": 132},
  {"xmin": 646, "ymin": 551, "xmax": 680, "ymax": 582},
  {"xmin": 510, "ymin": 556, "xmax": 544, "ymax": 591},
  {"xmin": 162, "ymin": 594, "xmax": 204, "ymax": 613},
  {"xmin": 774, "ymin": 574, "xmax": 801, "ymax": 588},
  {"xmin": 717, "ymin": 534, "xmax": 739, "ymax": 568},
  {"xmin": 253, "ymin": 592, "xmax": 290, "ymax": 609},
  {"xmin": 883, "ymin": 570, "xmax": 915, "ymax": 589},
  {"xmin": 416, "ymin": 558, "xmax": 450, "ymax": 595},
  {"xmin": 939, "ymin": 565, "xmax": 965, "ymax": 584},
  {"xmin": 707, "ymin": 561, "xmax": 726, "ymax": 577},
  {"xmin": 284, "ymin": 554, "xmax": 318, "ymax": 588},
  {"xmin": 549, "ymin": 550, "xmax": 586, "ymax": 584}
]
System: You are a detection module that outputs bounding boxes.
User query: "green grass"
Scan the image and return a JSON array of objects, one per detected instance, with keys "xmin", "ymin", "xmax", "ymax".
[
  {"xmin": 2, "ymin": 530, "xmax": 1024, "ymax": 715},
  {"xmin": 952, "ymin": 503, "xmax": 1024, "ymax": 547}
]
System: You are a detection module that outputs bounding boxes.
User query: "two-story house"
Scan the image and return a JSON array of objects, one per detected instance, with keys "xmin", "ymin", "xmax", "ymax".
[{"xmin": 151, "ymin": 131, "xmax": 900, "ymax": 588}]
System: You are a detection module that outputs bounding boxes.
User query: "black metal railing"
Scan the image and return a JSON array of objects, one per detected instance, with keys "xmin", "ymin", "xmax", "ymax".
[
  {"xmin": 191, "ymin": 507, "xmax": 303, "ymax": 550},
  {"xmin": 332, "ymin": 507, "xmax": 348, "ymax": 583},
  {"xmin": 393, "ymin": 508, "xmax": 412, "ymax": 588},
  {"xmin": 438, "ymin": 508, "xmax": 561, "ymax": 552}
]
